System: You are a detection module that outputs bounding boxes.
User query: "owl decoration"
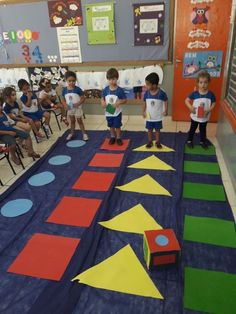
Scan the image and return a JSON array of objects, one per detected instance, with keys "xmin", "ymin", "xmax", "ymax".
[{"xmin": 192, "ymin": 6, "xmax": 210, "ymax": 30}]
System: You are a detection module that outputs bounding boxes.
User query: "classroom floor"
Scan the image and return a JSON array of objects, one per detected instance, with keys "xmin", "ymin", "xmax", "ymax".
[{"xmin": 1, "ymin": 114, "xmax": 236, "ymax": 221}]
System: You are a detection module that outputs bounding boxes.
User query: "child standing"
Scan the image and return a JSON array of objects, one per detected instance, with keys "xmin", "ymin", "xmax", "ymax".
[
  {"xmin": 18, "ymin": 79, "xmax": 51, "ymax": 140},
  {"xmin": 101, "ymin": 68, "xmax": 127, "ymax": 145},
  {"xmin": 61, "ymin": 71, "xmax": 88, "ymax": 141},
  {"xmin": 143, "ymin": 72, "xmax": 168, "ymax": 148},
  {"xmin": 185, "ymin": 70, "xmax": 216, "ymax": 149},
  {"xmin": 38, "ymin": 78, "xmax": 69, "ymax": 126}
]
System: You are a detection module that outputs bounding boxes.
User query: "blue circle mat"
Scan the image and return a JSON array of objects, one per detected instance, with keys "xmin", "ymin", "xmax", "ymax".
[
  {"xmin": 28, "ymin": 171, "xmax": 55, "ymax": 187},
  {"xmin": 66, "ymin": 140, "xmax": 86, "ymax": 148},
  {"xmin": 1, "ymin": 199, "xmax": 33, "ymax": 217},
  {"xmin": 48, "ymin": 155, "xmax": 71, "ymax": 165},
  {"xmin": 155, "ymin": 235, "xmax": 169, "ymax": 246}
]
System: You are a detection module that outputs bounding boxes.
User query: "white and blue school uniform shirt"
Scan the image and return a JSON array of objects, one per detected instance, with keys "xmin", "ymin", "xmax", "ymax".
[
  {"xmin": 20, "ymin": 93, "xmax": 38, "ymax": 113},
  {"xmin": 4, "ymin": 102, "xmax": 20, "ymax": 121},
  {"xmin": 144, "ymin": 89, "xmax": 168, "ymax": 121},
  {"xmin": 188, "ymin": 91, "xmax": 216, "ymax": 123},
  {"xmin": 102, "ymin": 86, "xmax": 126, "ymax": 117},
  {"xmin": 62, "ymin": 86, "xmax": 84, "ymax": 117},
  {"xmin": 0, "ymin": 113, "xmax": 16, "ymax": 131}
]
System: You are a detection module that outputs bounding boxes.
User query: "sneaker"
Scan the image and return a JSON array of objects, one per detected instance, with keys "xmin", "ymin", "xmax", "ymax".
[
  {"xmin": 83, "ymin": 133, "xmax": 89, "ymax": 141},
  {"xmin": 28, "ymin": 152, "xmax": 40, "ymax": 158},
  {"xmin": 109, "ymin": 137, "xmax": 116, "ymax": 145},
  {"xmin": 200, "ymin": 141, "xmax": 208, "ymax": 149},
  {"xmin": 116, "ymin": 138, "xmax": 123, "ymax": 146},
  {"xmin": 156, "ymin": 141, "xmax": 162, "ymax": 149},
  {"xmin": 66, "ymin": 133, "xmax": 74, "ymax": 141},
  {"xmin": 187, "ymin": 141, "xmax": 194, "ymax": 148},
  {"xmin": 36, "ymin": 136, "xmax": 43, "ymax": 143},
  {"xmin": 146, "ymin": 141, "xmax": 153, "ymax": 148},
  {"xmin": 44, "ymin": 127, "xmax": 51, "ymax": 138},
  {"xmin": 36, "ymin": 132, "xmax": 45, "ymax": 138}
]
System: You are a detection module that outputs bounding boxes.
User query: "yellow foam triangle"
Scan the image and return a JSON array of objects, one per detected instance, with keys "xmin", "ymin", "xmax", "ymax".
[
  {"xmin": 72, "ymin": 244, "xmax": 163, "ymax": 299},
  {"xmin": 99, "ymin": 203, "xmax": 162, "ymax": 234},
  {"xmin": 133, "ymin": 142, "xmax": 175, "ymax": 152},
  {"xmin": 116, "ymin": 174, "xmax": 171, "ymax": 196},
  {"xmin": 128, "ymin": 155, "xmax": 175, "ymax": 171}
]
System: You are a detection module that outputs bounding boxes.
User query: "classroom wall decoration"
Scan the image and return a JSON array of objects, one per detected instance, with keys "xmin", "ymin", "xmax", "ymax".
[
  {"xmin": 28, "ymin": 66, "xmax": 68, "ymax": 92},
  {"xmin": 47, "ymin": 0, "xmax": 83, "ymax": 27},
  {"xmin": 133, "ymin": 2, "xmax": 165, "ymax": 46},
  {"xmin": 183, "ymin": 50, "xmax": 223, "ymax": 78},
  {"xmin": 57, "ymin": 26, "xmax": 82, "ymax": 63},
  {"xmin": 85, "ymin": 2, "xmax": 116, "ymax": 45},
  {"xmin": 0, "ymin": 68, "xmax": 29, "ymax": 89}
]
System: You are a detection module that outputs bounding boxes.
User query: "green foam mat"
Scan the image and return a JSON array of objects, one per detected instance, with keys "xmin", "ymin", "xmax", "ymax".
[
  {"xmin": 185, "ymin": 145, "xmax": 216, "ymax": 156},
  {"xmin": 184, "ymin": 215, "xmax": 236, "ymax": 248},
  {"xmin": 184, "ymin": 267, "xmax": 236, "ymax": 314},
  {"xmin": 184, "ymin": 161, "xmax": 220, "ymax": 175},
  {"xmin": 183, "ymin": 182, "xmax": 226, "ymax": 202}
]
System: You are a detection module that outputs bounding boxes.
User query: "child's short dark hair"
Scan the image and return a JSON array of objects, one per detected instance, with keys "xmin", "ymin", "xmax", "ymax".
[
  {"xmin": 3, "ymin": 87, "xmax": 15, "ymax": 99},
  {"xmin": 65, "ymin": 71, "xmax": 76, "ymax": 80},
  {"xmin": 106, "ymin": 68, "xmax": 119, "ymax": 80},
  {"xmin": 197, "ymin": 70, "xmax": 211, "ymax": 82},
  {"xmin": 145, "ymin": 72, "xmax": 159, "ymax": 85},
  {"xmin": 39, "ymin": 78, "xmax": 50, "ymax": 89},
  {"xmin": 18, "ymin": 79, "xmax": 29, "ymax": 91}
]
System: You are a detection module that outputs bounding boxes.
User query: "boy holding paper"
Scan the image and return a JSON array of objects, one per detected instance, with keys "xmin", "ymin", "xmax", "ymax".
[{"xmin": 101, "ymin": 68, "xmax": 127, "ymax": 146}]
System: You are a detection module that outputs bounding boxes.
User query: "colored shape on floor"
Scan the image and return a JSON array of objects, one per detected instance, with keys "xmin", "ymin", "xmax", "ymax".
[
  {"xmin": 99, "ymin": 203, "xmax": 162, "ymax": 234},
  {"xmin": 1, "ymin": 199, "xmax": 33, "ymax": 218},
  {"xmin": 184, "ymin": 161, "xmax": 220, "ymax": 175},
  {"xmin": 128, "ymin": 155, "xmax": 175, "ymax": 171},
  {"xmin": 133, "ymin": 142, "xmax": 174, "ymax": 152},
  {"xmin": 8, "ymin": 233, "xmax": 80, "ymax": 281},
  {"xmin": 184, "ymin": 145, "xmax": 216, "ymax": 156},
  {"xmin": 73, "ymin": 171, "xmax": 116, "ymax": 192},
  {"xmin": 184, "ymin": 267, "xmax": 236, "ymax": 314},
  {"xmin": 66, "ymin": 140, "xmax": 86, "ymax": 148},
  {"xmin": 28, "ymin": 171, "xmax": 55, "ymax": 187},
  {"xmin": 48, "ymin": 155, "xmax": 71, "ymax": 166},
  {"xmin": 47, "ymin": 196, "xmax": 102, "ymax": 227},
  {"xmin": 100, "ymin": 138, "xmax": 130, "ymax": 151},
  {"xmin": 183, "ymin": 182, "xmax": 226, "ymax": 202},
  {"xmin": 184, "ymin": 215, "xmax": 236, "ymax": 248},
  {"xmin": 72, "ymin": 244, "xmax": 163, "ymax": 299},
  {"xmin": 89, "ymin": 153, "xmax": 124, "ymax": 168},
  {"xmin": 116, "ymin": 174, "xmax": 171, "ymax": 196}
]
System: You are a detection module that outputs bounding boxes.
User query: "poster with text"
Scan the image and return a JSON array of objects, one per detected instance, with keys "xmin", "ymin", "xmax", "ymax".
[
  {"xmin": 183, "ymin": 50, "xmax": 223, "ymax": 78},
  {"xmin": 85, "ymin": 2, "xmax": 116, "ymax": 44},
  {"xmin": 133, "ymin": 2, "xmax": 165, "ymax": 46},
  {"xmin": 48, "ymin": 0, "xmax": 83, "ymax": 27}
]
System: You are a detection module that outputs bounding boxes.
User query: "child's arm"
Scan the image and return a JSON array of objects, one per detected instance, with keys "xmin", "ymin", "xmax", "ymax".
[
  {"xmin": 185, "ymin": 97, "xmax": 195, "ymax": 113},
  {"xmin": 101, "ymin": 97, "xmax": 106, "ymax": 108},
  {"xmin": 142, "ymin": 101, "xmax": 147, "ymax": 118},
  {"xmin": 163, "ymin": 100, "xmax": 168, "ymax": 116},
  {"xmin": 114, "ymin": 98, "xmax": 127, "ymax": 107},
  {"xmin": 60, "ymin": 96, "xmax": 67, "ymax": 108},
  {"xmin": 205, "ymin": 101, "xmax": 216, "ymax": 116},
  {"xmin": 24, "ymin": 91, "xmax": 33, "ymax": 107},
  {"xmin": 74, "ymin": 95, "xmax": 86, "ymax": 107},
  {"xmin": 0, "ymin": 130, "xmax": 16, "ymax": 136}
]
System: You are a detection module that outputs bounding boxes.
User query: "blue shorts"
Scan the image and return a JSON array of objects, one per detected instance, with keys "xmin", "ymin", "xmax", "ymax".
[
  {"xmin": 106, "ymin": 113, "xmax": 122, "ymax": 128},
  {"xmin": 23, "ymin": 111, "xmax": 43, "ymax": 121},
  {"xmin": 146, "ymin": 121, "xmax": 163, "ymax": 130},
  {"xmin": 0, "ymin": 129, "xmax": 29, "ymax": 146}
]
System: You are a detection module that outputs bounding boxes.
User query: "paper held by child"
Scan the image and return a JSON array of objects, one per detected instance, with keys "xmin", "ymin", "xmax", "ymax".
[{"xmin": 106, "ymin": 103, "xmax": 116, "ymax": 115}]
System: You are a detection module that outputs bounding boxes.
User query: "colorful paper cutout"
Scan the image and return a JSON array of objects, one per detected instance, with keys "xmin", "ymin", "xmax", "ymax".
[
  {"xmin": 89, "ymin": 153, "xmax": 124, "ymax": 168},
  {"xmin": 72, "ymin": 244, "xmax": 163, "ymax": 299},
  {"xmin": 133, "ymin": 142, "xmax": 174, "ymax": 152},
  {"xmin": 184, "ymin": 215, "xmax": 236, "ymax": 248},
  {"xmin": 47, "ymin": 196, "xmax": 102, "ymax": 227},
  {"xmin": 8, "ymin": 233, "xmax": 80, "ymax": 281},
  {"xmin": 128, "ymin": 155, "xmax": 175, "ymax": 171},
  {"xmin": 184, "ymin": 267, "xmax": 236, "ymax": 313},
  {"xmin": 116, "ymin": 174, "xmax": 171, "ymax": 196},
  {"xmin": 184, "ymin": 161, "xmax": 220, "ymax": 175},
  {"xmin": 183, "ymin": 182, "xmax": 226, "ymax": 202},
  {"xmin": 99, "ymin": 203, "xmax": 162, "ymax": 234},
  {"xmin": 73, "ymin": 171, "xmax": 116, "ymax": 191},
  {"xmin": 100, "ymin": 139, "xmax": 130, "ymax": 151}
]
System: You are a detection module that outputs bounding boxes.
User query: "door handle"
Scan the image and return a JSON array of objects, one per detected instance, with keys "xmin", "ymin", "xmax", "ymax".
[{"xmin": 175, "ymin": 59, "xmax": 182, "ymax": 63}]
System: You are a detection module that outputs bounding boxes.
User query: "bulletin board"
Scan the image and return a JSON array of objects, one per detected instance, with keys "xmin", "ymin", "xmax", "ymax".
[{"xmin": 0, "ymin": 0, "xmax": 174, "ymax": 67}]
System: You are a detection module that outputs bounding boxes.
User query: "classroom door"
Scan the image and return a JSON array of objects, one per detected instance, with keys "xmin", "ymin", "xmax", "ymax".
[{"xmin": 172, "ymin": 0, "xmax": 232, "ymax": 121}]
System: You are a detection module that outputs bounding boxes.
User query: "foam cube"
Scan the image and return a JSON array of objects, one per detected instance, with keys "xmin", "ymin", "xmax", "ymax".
[{"xmin": 143, "ymin": 229, "xmax": 181, "ymax": 269}]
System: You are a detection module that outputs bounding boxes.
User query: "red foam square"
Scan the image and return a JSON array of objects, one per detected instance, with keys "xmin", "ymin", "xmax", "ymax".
[
  {"xmin": 100, "ymin": 138, "xmax": 130, "ymax": 151},
  {"xmin": 73, "ymin": 171, "xmax": 116, "ymax": 191},
  {"xmin": 7, "ymin": 233, "xmax": 80, "ymax": 281},
  {"xmin": 153, "ymin": 254, "xmax": 176, "ymax": 266},
  {"xmin": 144, "ymin": 229, "xmax": 181, "ymax": 253},
  {"xmin": 89, "ymin": 153, "xmax": 124, "ymax": 168},
  {"xmin": 46, "ymin": 196, "xmax": 102, "ymax": 227}
]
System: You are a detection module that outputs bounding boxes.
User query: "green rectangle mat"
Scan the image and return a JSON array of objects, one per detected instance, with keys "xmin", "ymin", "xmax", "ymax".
[
  {"xmin": 184, "ymin": 161, "xmax": 220, "ymax": 175},
  {"xmin": 183, "ymin": 182, "xmax": 226, "ymax": 201},
  {"xmin": 184, "ymin": 267, "xmax": 236, "ymax": 314},
  {"xmin": 185, "ymin": 145, "xmax": 216, "ymax": 156},
  {"xmin": 184, "ymin": 215, "xmax": 236, "ymax": 248}
]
